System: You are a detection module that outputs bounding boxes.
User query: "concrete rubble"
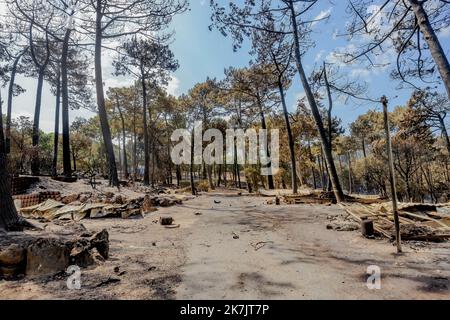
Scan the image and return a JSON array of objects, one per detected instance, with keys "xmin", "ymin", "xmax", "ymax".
[
  {"xmin": 16, "ymin": 191, "xmax": 193, "ymax": 222},
  {"xmin": 0, "ymin": 228, "xmax": 109, "ymax": 279}
]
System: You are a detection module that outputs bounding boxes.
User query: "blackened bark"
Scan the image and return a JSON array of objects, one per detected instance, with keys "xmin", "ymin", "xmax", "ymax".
[
  {"xmin": 52, "ymin": 71, "xmax": 61, "ymax": 177},
  {"xmin": 307, "ymin": 140, "xmax": 317, "ymax": 189},
  {"xmin": 61, "ymin": 28, "xmax": 72, "ymax": 176},
  {"xmin": 116, "ymin": 96, "xmax": 129, "ymax": 179},
  {"xmin": 72, "ymin": 149, "xmax": 77, "ymax": 172},
  {"xmin": 409, "ymin": 0, "xmax": 450, "ymax": 100},
  {"xmin": 382, "ymin": 96, "xmax": 402, "ymax": 253},
  {"xmin": 190, "ymin": 131, "xmax": 196, "ymax": 195},
  {"xmin": 278, "ymin": 81, "xmax": 298, "ymax": 193},
  {"xmin": 257, "ymin": 99, "xmax": 274, "ymax": 189},
  {"xmin": 437, "ymin": 115, "xmax": 450, "ymax": 155},
  {"xmin": 31, "ymin": 69, "xmax": 45, "ymax": 175},
  {"xmin": 95, "ymin": 3, "xmax": 119, "ymax": 187},
  {"xmin": 141, "ymin": 72, "xmax": 150, "ymax": 185},
  {"xmin": 289, "ymin": 0, "xmax": 344, "ymax": 202},
  {"xmin": 176, "ymin": 165, "xmax": 182, "ymax": 186},
  {"xmin": 347, "ymin": 151, "xmax": 352, "ymax": 195},
  {"xmin": 6, "ymin": 49, "xmax": 27, "ymax": 154},
  {"xmin": 133, "ymin": 105, "xmax": 138, "ymax": 180},
  {"xmin": 0, "ymin": 104, "xmax": 29, "ymax": 231}
]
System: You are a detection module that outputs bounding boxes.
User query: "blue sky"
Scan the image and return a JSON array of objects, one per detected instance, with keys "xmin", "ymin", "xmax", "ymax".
[{"xmin": 2, "ymin": 0, "xmax": 450, "ymax": 133}]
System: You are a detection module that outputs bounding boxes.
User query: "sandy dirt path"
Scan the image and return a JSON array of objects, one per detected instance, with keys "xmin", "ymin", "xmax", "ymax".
[
  {"xmin": 176, "ymin": 195, "xmax": 450, "ymax": 300},
  {"xmin": 1, "ymin": 194, "xmax": 449, "ymax": 299}
]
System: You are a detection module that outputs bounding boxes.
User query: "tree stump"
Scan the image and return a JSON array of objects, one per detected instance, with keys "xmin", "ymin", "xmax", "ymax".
[
  {"xmin": 361, "ymin": 219, "xmax": 374, "ymax": 238},
  {"xmin": 160, "ymin": 216, "xmax": 174, "ymax": 226}
]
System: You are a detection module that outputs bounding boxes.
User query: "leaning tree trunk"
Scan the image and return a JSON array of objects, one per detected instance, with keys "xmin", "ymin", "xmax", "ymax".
[
  {"xmin": 437, "ymin": 115, "xmax": 450, "ymax": 155},
  {"xmin": 0, "ymin": 153, "xmax": 23, "ymax": 231},
  {"xmin": 133, "ymin": 105, "xmax": 138, "ymax": 181},
  {"xmin": 6, "ymin": 49, "xmax": 26, "ymax": 154},
  {"xmin": 0, "ymin": 105, "xmax": 29, "ymax": 231},
  {"xmin": 289, "ymin": 0, "xmax": 344, "ymax": 202},
  {"xmin": 190, "ymin": 131, "xmax": 196, "ymax": 195},
  {"xmin": 323, "ymin": 63, "xmax": 333, "ymax": 192},
  {"xmin": 61, "ymin": 28, "xmax": 73, "ymax": 177},
  {"xmin": 409, "ymin": 0, "xmax": 450, "ymax": 100},
  {"xmin": 116, "ymin": 97, "xmax": 129, "ymax": 180},
  {"xmin": 278, "ymin": 81, "xmax": 298, "ymax": 194},
  {"xmin": 381, "ymin": 96, "xmax": 402, "ymax": 253},
  {"xmin": 72, "ymin": 150, "xmax": 77, "ymax": 172},
  {"xmin": 95, "ymin": 7, "xmax": 119, "ymax": 187},
  {"xmin": 31, "ymin": 69, "xmax": 45, "ymax": 176},
  {"xmin": 202, "ymin": 108, "xmax": 215, "ymax": 190},
  {"xmin": 141, "ymin": 73, "xmax": 150, "ymax": 185},
  {"xmin": 52, "ymin": 71, "xmax": 61, "ymax": 177},
  {"xmin": 257, "ymin": 99, "xmax": 274, "ymax": 189},
  {"xmin": 165, "ymin": 118, "xmax": 172, "ymax": 184},
  {"xmin": 347, "ymin": 151, "xmax": 353, "ymax": 195},
  {"xmin": 176, "ymin": 165, "xmax": 182, "ymax": 187}
]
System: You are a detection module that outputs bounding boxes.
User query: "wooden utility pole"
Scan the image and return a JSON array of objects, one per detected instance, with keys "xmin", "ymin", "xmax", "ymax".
[{"xmin": 381, "ymin": 96, "xmax": 402, "ymax": 253}]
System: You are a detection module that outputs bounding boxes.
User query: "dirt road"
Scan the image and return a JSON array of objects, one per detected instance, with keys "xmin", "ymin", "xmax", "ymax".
[
  {"xmin": 1, "ymin": 194, "xmax": 449, "ymax": 299},
  {"xmin": 176, "ymin": 195, "xmax": 450, "ymax": 299}
]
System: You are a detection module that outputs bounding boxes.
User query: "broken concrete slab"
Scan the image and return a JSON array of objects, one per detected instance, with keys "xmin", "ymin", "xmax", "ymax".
[{"xmin": 26, "ymin": 238, "xmax": 70, "ymax": 277}]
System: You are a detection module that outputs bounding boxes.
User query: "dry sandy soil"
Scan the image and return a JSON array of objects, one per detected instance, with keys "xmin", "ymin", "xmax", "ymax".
[{"xmin": 1, "ymin": 191, "xmax": 449, "ymax": 300}]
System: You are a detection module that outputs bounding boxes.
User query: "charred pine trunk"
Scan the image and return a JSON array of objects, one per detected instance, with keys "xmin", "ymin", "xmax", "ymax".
[
  {"xmin": 95, "ymin": 1, "xmax": 119, "ymax": 187},
  {"xmin": 289, "ymin": 0, "xmax": 344, "ymax": 202},
  {"xmin": 141, "ymin": 71, "xmax": 150, "ymax": 185},
  {"xmin": 257, "ymin": 98, "xmax": 274, "ymax": 189},
  {"xmin": 61, "ymin": 28, "xmax": 72, "ymax": 177},
  {"xmin": 382, "ymin": 96, "xmax": 402, "ymax": 253},
  {"xmin": 278, "ymin": 80, "xmax": 298, "ymax": 193},
  {"xmin": 6, "ymin": 48, "xmax": 27, "ymax": 154},
  {"xmin": 31, "ymin": 69, "xmax": 45, "ymax": 176},
  {"xmin": 52, "ymin": 70, "xmax": 61, "ymax": 177},
  {"xmin": 116, "ymin": 96, "xmax": 129, "ymax": 180},
  {"xmin": 190, "ymin": 131, "xmax": 196, "ymax": 195},
  {"xmin": 409, "ymin": 0, "xmax": 450, "ymax": 100},
  {"xmin": 437, "ymin": 115, "xmax": 450, "ymax": 155},
  {"xmin": 0, "ymin": 105, "xmax": 30, "ymax": 231},
  {"xmin": 132, "ymin": 103, "xmax": 138, "ymax": 181}
]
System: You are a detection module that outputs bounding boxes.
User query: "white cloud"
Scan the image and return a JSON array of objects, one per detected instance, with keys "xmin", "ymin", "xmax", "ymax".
[
  {"xmin": 332, "ymin": 28, "xmax": 339, "ymax": 40},
  {"xmin": 312, "ymin": 7, "xmax": 332, "ymax": 27},
  {"xmin": 292, "ymin": 92, "xmax": 307, "ymax": 110},
  {"xmin": 166, "ymin": 76, "xmax": 180, "ymax": 96},
  {"xmin": 439, "ymin": 26, "xmax": 450, "ymax": 38},
  {"xmin": 314, "ymin": 50, "xmax": 326, "ymax": 63},
  {"xmin": 104, "ymin": 76, "xmax": 134, "ymax": 91},
  {"xmin": 350, "ymin": 68, "xmax": 371, "ymax": 79}
]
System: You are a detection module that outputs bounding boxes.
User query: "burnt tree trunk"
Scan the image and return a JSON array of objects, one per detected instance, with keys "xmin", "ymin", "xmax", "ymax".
[
  {"xmin": 437, "ymin": 114, "xmax": 450, "ymax": 155},
  {"xmin": 0, "ymin": 103, "xmax": 30, "ymax": 231},
  {"xmin": 381, "ymin": 96, "xmax": 402, "ymax": 253},
  {"xmin": 61, "ymin": 28, "xmax": 73, "ymax": 177},
  {"xmin": 257, "ymin": 99, "xmax": 274, "ymax": 189},
  {"xmin": 141, "ymin": 70, "xmax": 150, "ymax": 185},
  {"xmin": 289, "ymin": 0, "xmax": 344, "ymax": 201},
  {"xmin": 132, "ymin": 101, "xmax": 138, "ymax": 180},
  {"xmin": 190, "ymin": 131, "xmax": 196, "ymax": 195},
  {"xmin": 409, "ymin": 0, "xmax": 450, "ymax": 100},
  {"xmin": 278, "ymin": 81, "xmax": 298, "ymax": 193},
  {"xmin": 95, "ymin": 1, "xmax": 119, "ymax": 187},
  {"xmin": 52, "ymin": 70, "xmax": 61, "ymax": 177},
  {"xmin": 176, "ymin": 165, "xmax": 182, "ymax": 186},
  {"xmin": 6, "ymin": 48, "xmax": 27, "ymax": 154},
  {"xmin": 31, "ymin": 69, "xmax": 45, "ymax": 176},
  {"xmin": 347, "ymin": 151, "xmax": 353, "ymax": 195},
  {"xmin": 116, "ymin": 96, "xmax": 129, "ymax": 179}
]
